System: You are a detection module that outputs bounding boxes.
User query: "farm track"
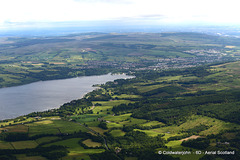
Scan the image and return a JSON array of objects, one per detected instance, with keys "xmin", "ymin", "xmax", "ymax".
[
  {"xmin": 76, "ymin": 122, "xmax": 109, "ymax": 150},
  {"xmin": 75, "ymin": 122, "xmax": 123, "ymax": 160}
]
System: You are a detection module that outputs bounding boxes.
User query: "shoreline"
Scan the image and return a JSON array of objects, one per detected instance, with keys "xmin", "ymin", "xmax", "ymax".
[
  {"xmin": 0, "ymin": 73, "xmax": 134, "ymax": 121},
  {"xmin": 0, "ymin": 72, "xmax": 128, "ymax": 89}
]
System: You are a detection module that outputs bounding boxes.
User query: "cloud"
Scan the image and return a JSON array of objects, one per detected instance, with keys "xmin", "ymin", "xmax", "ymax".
[{"xmin": 1, "ymin": 0, "xmax": 240, "ymax": 29}]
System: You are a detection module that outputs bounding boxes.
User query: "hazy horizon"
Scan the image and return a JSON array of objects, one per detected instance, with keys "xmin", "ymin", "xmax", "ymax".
[{"xmin": 1, "ymin": 0, "xmax": 240, "ymax": 31}]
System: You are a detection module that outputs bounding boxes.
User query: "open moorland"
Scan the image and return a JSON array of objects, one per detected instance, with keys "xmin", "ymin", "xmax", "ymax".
[{"xmin": 1, "ymin": 33, "xmax": 240, "ymax": 160}]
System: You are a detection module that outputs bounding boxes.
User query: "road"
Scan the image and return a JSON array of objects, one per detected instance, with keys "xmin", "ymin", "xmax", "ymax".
[{"xmin": 77, "ymin": 122, "xmax": 110, "ymax": 150}]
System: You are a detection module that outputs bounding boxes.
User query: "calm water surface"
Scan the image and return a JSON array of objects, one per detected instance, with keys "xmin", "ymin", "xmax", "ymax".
[{"xmin": 0, "ymin": 73, "xmax": 133, "ymax": 120}]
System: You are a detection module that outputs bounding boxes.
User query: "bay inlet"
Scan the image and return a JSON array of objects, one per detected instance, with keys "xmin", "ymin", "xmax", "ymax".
[{"xmin": 0, "ymin": 73, "xmax": 133, "ymax": 120}]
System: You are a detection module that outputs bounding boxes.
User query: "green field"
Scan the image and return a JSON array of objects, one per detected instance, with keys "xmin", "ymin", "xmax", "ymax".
[
  {"xmin": 104, "ymin": 113, "xmax": 147, "ymax": 129},
  {"xmin": 11, "ymin": 140, "xmax": 38, "ymax": 149},
  {"xmin": 44, "ymin": 138, "xmax": 83, "ymax": 150},
  {"xmin": 44, "ymin": 138, "xmax": 105, "ymax": 154},
  {"xmin": 141, "ymin": 121, "xmax": 164, "ymax": 127},
  {"xmin": 26, "ymin": 120, "xmax": 88, "ymax": 136},
  {"xmin": 82, "ymin": 139, "xmax": 102, "ymax": 147},
  {"xmin": 4, "ymin": 124, "xmax": 28, "ymax": 133},
  {"xmin": 89, "ymin": 127, "xmax": 107, "ymax": 135},
  {"xmin": 112, "ymin": 94, "xmax": 142, "ymax": 99},
  {"xmin": 93, "ymin": 100, "xmax": 132, "ymax": 107},
  {"xmin": 110, "ymin": 130, "xmax": 126, "ymax": 137},
  {"xmin": 35, "ymin": 136, "xmax": 61, "ymax": 144},
  {"xmin": 72, "ymin": 114, "xmax": 101, "ymax": 123},
  {"xmin": 0, "ymin": 141, "xmax": 14, "ymax": 149}
]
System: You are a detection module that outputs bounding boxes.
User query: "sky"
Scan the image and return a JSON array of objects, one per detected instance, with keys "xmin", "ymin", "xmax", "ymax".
[{"xmin": 0, "ymin": 0, "xmax": 239, "ymax": 29}]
